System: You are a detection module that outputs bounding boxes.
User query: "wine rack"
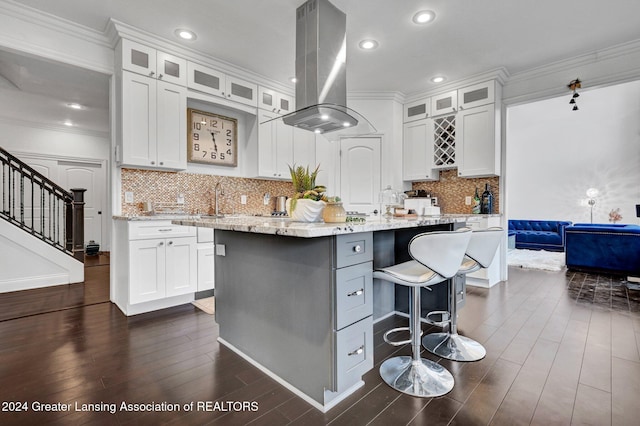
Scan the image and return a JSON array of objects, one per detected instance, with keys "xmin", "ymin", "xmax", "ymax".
[{"xmin": 433, "ymin": 114, "xmax": 456, "ymax": 168}]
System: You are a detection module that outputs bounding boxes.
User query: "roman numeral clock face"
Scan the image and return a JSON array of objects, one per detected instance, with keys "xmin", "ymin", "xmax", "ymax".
[{"xmin": 188, "ymin": 109, "xmax": 238, "ymax": 166}]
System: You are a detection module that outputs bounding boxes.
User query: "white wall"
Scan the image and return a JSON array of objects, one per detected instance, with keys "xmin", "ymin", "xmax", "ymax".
[
  {"xmin": 0, "ymin": 121, "xmax": 110, "ymax": 159},
  {"xmin": 506, "ymin": 79, "xmax": 640, "ymax": 224}
]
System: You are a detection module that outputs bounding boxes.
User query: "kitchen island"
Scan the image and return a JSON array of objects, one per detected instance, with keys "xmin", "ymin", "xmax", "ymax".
[{"xmin": 173, "ymin": 215, "xmax": 467, "ymax": 412}]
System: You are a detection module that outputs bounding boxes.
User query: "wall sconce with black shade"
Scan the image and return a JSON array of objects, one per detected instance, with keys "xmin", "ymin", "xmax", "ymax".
[{"xmin": 568, "ymin": 78, "xmax": 581, "ymax": 111}]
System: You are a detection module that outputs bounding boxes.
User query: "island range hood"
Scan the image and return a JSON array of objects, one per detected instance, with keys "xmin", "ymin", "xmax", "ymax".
[{"xmin": 264, "ymin": 0, "xmax": 376, "ymax": 138}]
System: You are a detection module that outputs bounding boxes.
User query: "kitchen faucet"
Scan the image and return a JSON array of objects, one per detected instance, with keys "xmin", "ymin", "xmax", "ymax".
[{"xmin": 214, "ymin": 182, "xmax": 224, "ymax": 217}]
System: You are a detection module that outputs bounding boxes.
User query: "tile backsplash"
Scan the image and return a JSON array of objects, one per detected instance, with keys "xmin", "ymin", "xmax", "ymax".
[
  {"xmin": 120, "ymin": 168, "xmax": 294, "ymax": 216},
  {"xmin": 120, "ymin": 168, "xmax": 499, "ymax": 216},
  {"xmin": 412, "ymin": 170, "xmax": 500, "ymax": 214}
]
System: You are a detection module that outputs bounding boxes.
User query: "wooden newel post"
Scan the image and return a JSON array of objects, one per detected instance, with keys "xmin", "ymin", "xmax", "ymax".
[{"xmin": 70, "ymin": 188, "xmax": 86, "ymax": 262}]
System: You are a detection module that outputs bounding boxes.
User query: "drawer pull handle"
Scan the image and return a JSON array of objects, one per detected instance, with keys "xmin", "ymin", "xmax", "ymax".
[
  {"xmin": 347, "ymin": 288, "xmax": 364, "ymax": 297},
  {"xmin": 348, "ymin": 346, "xmax": 364, "ymax": 356},
  {"xmin": 353, "ymin": 244, "xmax": 362, "ymax": 253},
  {"xmin": 158, "ymin": 229, "xmax": 172, "ymax": 232}
]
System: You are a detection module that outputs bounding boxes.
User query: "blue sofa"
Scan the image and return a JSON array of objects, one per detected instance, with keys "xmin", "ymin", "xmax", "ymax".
[
  {"xmin": 508, "ymin": 220, "xmax": 572, "ymax": 252},
  {"xmin": 565, "ymin": 223, "xmax": 640, "ymax": 275}
]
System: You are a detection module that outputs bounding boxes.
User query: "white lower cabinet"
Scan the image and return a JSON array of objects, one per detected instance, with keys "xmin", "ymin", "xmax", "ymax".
[
  {"xmin": 113, "ymin": 220, "xmax": 197, "ymax": 315},
  {"xmin": 196, "ymin": 227, "xmax": 215, "ymax": 291},
  {"xmin": 465, "ymin": 216, "xmax": 502, "ymax": 287}
]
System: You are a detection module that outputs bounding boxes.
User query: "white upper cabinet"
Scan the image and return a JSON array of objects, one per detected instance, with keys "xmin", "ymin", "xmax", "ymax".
[
  {"xmin": 187, "ymin": 62, "xmax": 225, "ymax": 97},
  {"xmin": 402, "ymin": 118, "xmax": 438, "ymax": 181},
  {"xmin": 258, "ymin": 87, "xmax": 294, "ymax": 115},
  {"xmin": 403, "ymin": 98, "xmax": 430, "ymax": 122},
  {"xmin": 121, "ymin": 39, "xmax": 186, "ymax": 86},
  {"xmin": 257, "ymin": 111, "xmax": 293, "ymax": 179},
  {"xmin": 458, "ymin": 80, "xmax": 495, "ymax": 110},
  {"xmin": 120, "ymin": 71, "xmax": 187, "ymax": 170},
  {"xmin": 457, "ymin": 103, "xmax": 500, "ymax": 177},
  {"xmin": 431, "ymin": 90, "xmax": 458, "ymax": 116},
  {"xmin": 186, "ymin": 61, "xmax": 257, "ymax": 107},
  {"xmin": 225, "ymin": 76, "xmax": 258, "ymax": 107}
]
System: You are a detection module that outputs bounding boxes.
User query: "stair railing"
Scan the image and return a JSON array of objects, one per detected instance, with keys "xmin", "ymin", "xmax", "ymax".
[{"xmin": 0, "ymin": 147, "xmax": 85, "ymax": 262}]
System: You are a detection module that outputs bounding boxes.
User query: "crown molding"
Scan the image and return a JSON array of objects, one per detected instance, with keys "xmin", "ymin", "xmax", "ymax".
[
  {"xmin": 404, "ymin": 68, "xmax": 510, "ymax": 103},
  {"xmin": 503, "ymin": 38, "xmax": 640, "ymax": 105},
  {"xmin": 107, "ymin": 19, "xmax": 294, "ymax": 95},
  {"xmin": 0, "ymin": 0, "xmax": 113, "ymax": 74},
  {"xmin": 348, "ymin": 91, "xmax": 405, "ymax": 103},
  {"xmin": 507, "ymin": 38, "xmax": 640, "ymax": 85}
]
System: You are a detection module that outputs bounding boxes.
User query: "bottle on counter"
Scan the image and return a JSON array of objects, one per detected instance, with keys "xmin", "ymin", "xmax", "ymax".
[
  {"xmin": 480, "ymin": 183, "xmax": 494, "ymax": 214},
  {"xmin": 472, "ymin": 187, "xmax": 481, "ymax": 214}
]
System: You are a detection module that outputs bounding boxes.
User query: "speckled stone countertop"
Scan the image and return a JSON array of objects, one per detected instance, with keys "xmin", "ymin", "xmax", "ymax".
[{"xmin": 170, "ymin": 215, "xmax": 474, "ymax": 238}]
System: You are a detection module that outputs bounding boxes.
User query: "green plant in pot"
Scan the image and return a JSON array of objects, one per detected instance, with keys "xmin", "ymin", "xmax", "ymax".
[{"xmin": 288, "ymin": 164, "xmax": 327, "ymax": 222}]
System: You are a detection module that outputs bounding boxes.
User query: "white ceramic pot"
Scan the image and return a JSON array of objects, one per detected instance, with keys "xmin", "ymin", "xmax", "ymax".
[{"xmin": 289, "ymin": 198, "xmax": 326, "ymax": 222}]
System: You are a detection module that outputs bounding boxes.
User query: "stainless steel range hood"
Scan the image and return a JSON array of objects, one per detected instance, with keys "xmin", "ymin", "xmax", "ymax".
[{"xmin": 263, "ymin": 0, "xmax": 376, "ymax": 139}]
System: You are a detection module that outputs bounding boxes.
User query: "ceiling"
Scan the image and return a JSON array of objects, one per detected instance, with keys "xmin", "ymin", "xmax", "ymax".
[{"xmin": 1, "ymin": 0, "xmax": 640, "ymax": 134}]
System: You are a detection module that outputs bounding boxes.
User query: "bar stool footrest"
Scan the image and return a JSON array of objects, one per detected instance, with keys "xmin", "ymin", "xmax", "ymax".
[
  {"xmin": 383, "ymin": 327, "xmax": 422, "ymax": 347},
  {"xmin": 424, "ymin": 310, "xmax": 450, "ymax": 327}
]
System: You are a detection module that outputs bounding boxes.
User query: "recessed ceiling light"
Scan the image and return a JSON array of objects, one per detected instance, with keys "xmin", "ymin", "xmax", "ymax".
[
  {"xmin": 63, "ymin": 120, "xmax": 74, "ymax": 127},
  {"xmin": 358, "ymin": 39, "xmax": 378, "ymax": 50},
  {"xmin": 175, "ymin": 29, "xmax": 197, "ymax": 41},
  {"xmin": 413, "ymin": 10, "xmax": 436, "ymax": 24},
  {"xmin": 66, "ymin": 102, "xmax": 84, "ymax": 110},
  {"xmin": 314, "ymin": 129, "xmax": 322, "ymax": 134},
  {"xmin": 290, "ymin": 77, "xmax": 298, "ymax": 83},
  {"xmin": 431, "ymin": 76, "xmax": 446, "ymax": 83}
]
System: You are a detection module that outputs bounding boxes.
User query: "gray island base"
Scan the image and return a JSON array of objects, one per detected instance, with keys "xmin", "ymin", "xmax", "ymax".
[{"xmin": 174, "ymin": 216, "xmax": 467, "ymax": 411}]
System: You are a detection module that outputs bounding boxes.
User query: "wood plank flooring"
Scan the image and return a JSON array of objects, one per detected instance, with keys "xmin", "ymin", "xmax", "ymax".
[{"xmin": 0, "ymin": 260, "xmax": 639, "ymax": 425}]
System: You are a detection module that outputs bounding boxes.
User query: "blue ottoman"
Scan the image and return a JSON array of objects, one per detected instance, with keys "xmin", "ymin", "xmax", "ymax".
[{"xmin": 565, "ymin": 223, "xmax": 640, "ymax": 275}]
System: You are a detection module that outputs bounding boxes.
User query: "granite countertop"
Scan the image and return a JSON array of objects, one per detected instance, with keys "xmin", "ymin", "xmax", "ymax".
[{"xmin": 171, "ymin": 215, "xmax": 470, "ymax": 238}]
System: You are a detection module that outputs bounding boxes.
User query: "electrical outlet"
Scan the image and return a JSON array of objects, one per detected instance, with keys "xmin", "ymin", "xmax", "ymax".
[
  {"xmin": 177, "ymin": 194, "xmax": 185, "ymax": 204},
  {"xmin": 465, "ymin": 196, "xmax": 472, "ymax": 205},
  {"xmin": 240, "ymin": 195, "xmax": 247, "ymax": 205},
  {"xmin": 125, "ymin": 191, "xmax": 134, "ymax": 203}
]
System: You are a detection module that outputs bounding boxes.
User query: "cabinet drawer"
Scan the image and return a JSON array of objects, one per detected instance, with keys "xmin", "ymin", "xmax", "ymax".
[
  {"xmin": 334, "ymin": 316, "xmax": 373, "ymax": 392},
  {"xmin": 129, "ymin": 221, "xmax": 196, "ymax": 240},
  {"xmin": 335, "ymin": 262, "xmax": 373, "ymax": 330},
  {"xmin": 197, "ymin": 226, "xmax": 215, "ymax": 243},
  {"xmin": 335, "ymin": 233, "xmax": 373, "ymax": 268}
]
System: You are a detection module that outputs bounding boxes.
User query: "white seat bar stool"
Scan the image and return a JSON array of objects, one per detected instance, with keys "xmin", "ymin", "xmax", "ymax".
[
  {"xmin": 422, "ymin": 227, "xmax": 503, "ymax": 362},
  {"xmin": 374, "ymin": 228, "xmax": 472, "ymax": 397}
]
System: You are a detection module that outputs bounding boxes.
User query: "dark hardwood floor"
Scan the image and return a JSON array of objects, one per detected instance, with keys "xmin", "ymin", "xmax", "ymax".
[{"xmin": 0, "ymin": 258, "xmax": 639, "ymax": 425}]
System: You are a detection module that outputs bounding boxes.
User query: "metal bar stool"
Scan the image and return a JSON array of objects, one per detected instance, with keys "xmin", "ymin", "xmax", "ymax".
[
  {"xmin": 374, "ymin": 228, "xmax": 472, "ymax": 397},
  {"xmin": 422, "ymin": 227, "xmax": 503, "ymax": 362}
]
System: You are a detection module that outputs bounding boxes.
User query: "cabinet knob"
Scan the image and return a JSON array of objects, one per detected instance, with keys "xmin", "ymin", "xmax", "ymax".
[
  {"xmin": 353, "ymin": 245, "xmax": 362, "ymax": 253},
  {"xmin": 158, "ymin": 74, "xmax": 163, "ymax": 79},
  {"xmin": 348, "ymin": 345, "xmax": 364, "ymax": 356},
  {"xmin": 227, "ymin": 94, "xmax": 231, "ymax": 98},
  {"xmin": 151, "ymin": 161, "xmax": 155, "ymax": 165},
  {"xmin": 159, "ymin": 161, "xmax": 164, "ymax": 165},
  {"xmin": 168, "ymin": 241, "xmax": 173, "ymax": 245},
  {"xmin": 159, "ymin": 242, "xmax": 164, "ymax": 246},
  {"xmin": 149, "ymin": 71, "xmax": 155, "ymax": 77},
  {"xmin": 459, "ymin": 106, "xmax": 464, "ymax": 110}
]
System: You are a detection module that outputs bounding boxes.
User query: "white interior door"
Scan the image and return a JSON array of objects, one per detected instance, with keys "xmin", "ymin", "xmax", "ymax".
[
  {"xmin": 339, "ymin": 137, "xmax": 381, "ymax": 214},
  {"xmin": 58, "ymin": 160, "xmax": 104, "ymax": 247}
]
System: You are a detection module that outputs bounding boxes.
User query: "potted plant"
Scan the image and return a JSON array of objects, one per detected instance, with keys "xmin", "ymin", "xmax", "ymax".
[{"xmin": 288, "ymin": 164, "xmax": 327, "ymax": 222}]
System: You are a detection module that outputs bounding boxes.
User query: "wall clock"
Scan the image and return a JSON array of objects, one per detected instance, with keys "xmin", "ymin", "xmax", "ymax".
[{"xmin": 187, "ymin": 108, "xmax": 238, "ymax": 166}]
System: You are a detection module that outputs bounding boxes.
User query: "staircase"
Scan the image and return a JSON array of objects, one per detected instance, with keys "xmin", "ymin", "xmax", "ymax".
[{"xmin": 0, "ymin": 146, "xmax": 85, "ymax": 292}]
